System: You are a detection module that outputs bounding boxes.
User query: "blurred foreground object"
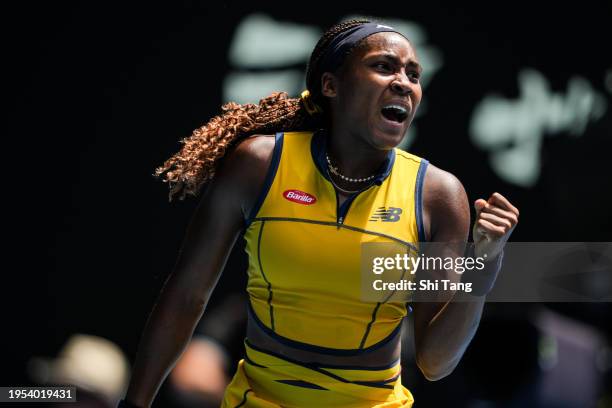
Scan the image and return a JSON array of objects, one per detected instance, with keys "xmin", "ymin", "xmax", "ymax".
[{"xmin": 29, "ymin": 334, "xmax": 130, "ymax": 406}]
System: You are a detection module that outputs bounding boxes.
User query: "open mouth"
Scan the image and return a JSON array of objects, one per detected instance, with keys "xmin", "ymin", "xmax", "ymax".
[{"xmin": 381, "ymin": 105, "xmax": 408, "ymax": 123}]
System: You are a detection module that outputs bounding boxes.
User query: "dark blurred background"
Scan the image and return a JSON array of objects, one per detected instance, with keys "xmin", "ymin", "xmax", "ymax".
[{"xmin": 3, "ymin": 1, "xmax": 612, "ymax": 407}]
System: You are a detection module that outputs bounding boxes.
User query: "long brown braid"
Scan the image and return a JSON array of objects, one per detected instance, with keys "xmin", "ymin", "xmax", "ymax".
[{"xmin": 155, "ymin": 18, "xmax": 371, "ymax": 201}]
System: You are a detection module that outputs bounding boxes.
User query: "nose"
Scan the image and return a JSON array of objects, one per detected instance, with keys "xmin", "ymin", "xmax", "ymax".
[{"xmin": 390, "ymin": 73, "xmax": 412, "ymax": 95}]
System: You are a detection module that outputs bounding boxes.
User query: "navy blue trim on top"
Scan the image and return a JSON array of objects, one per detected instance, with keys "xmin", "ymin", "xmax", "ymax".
[
  {"xmin": 247, "ymin": 300, "xmax": 402, "ymax": 356},
  {"xmin": 252, "ymin": 216, "xmax": 419, "ymax": 252},
  {"xmin": 359, "ymin": 302, "xmax": 381, "ymax": 349},
  {"xmin": 359, "ymin": 262, "xmax": 407, "ymax": 349},
  {"xmin": 244, "ymin": 354, "xmax": 267, "ymax": 368},
  {"xmin": 310, "ymin": 129, "xmax": 396, "ymax": 186},
  {"xmin": 275, "ymin": 379, "xmax": 329, "ymax": 390},
  {"xmin": 310, "ymin": 129, "xmax": 330, "ymax": 179},
  {"xmin": 415, "ymin": 158, "xmax": 429, "ymax": 243},
  {"xmin": 256, "ymin": 221, "xmax": 275, "ymax": 331},
  {"xmin": 235, "ymin": 389, "xmax": 252, "ymax": 408},
  {"xmin": 352, "ymin": 372, "xmax": 401, "ymax": 388},
  {"xmin": 244, "ymin": 339, "xmax": 397, "ymax": 388},
  {"xmin": 245, "ymin": 132, "xmax": 284, "ymax": 227},
  {"xmin": 245, "ymin": 338, "xmax": 401, "ymax": 371},
  {"xmin": 337, "ymin": 193, "xmax": 358, "ymax": 223}
]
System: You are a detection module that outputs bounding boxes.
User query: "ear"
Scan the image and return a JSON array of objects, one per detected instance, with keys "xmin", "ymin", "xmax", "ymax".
[{"xmin": 321, "ymin": 72, "xmax": 338, "ymax": 98}]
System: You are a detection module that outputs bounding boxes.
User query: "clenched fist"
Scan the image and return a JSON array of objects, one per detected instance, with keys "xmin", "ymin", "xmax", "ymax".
[{"xmin": 473, "ymin": 192, "xmax": 519, "ymax": 260}]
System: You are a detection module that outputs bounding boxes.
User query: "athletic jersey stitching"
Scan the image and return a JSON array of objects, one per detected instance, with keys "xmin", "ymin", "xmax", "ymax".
[
  {"xmin": 395, "ymin": 149, "xmax": 423, "ymax": 163},
  {"xmin": 252, "ymin": 216, "xmax": 419, "ymax": 252},
  {"xmin": 247, "ymin": 302, "xmax": 403, "ymax": 356},
  {"xmin": 234, "ymin": 389, "xmax": 252, "ymax": 408},
  {"xmin": 256, "ymin": 220, "xmax": 275, "ymax": 331},
  {"xmin": 245, "ymin": 340, "xmax": 396, "ymax": 389},
  {"xmin": 359, "ymin": 302, "xmax": 381, "ymax": 349}
]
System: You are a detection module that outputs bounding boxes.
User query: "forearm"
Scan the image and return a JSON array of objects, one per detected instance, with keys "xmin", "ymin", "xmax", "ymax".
[
  {"xmin": 415, "ymin": 166, "xmax": 518, "ymax": 381},
  {"xmin": 415, "ymin": 292, "xmax": 485, "ymax": 380},
  {"xmin": 125, "ymin": 284, "xmax": 206, "ymax": 407},
  {"xmin": 415, "ymin": 248, "xmax": 501, "ymax": 380}
]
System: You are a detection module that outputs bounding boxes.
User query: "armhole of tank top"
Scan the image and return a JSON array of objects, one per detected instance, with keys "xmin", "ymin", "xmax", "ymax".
[
  {"xmin": 415, "ymin": 158, "xmax": 429, "ymax": 244},
  {"xmin": 408, "ymin": 158, "xmax": 428, "ymax": 315},
  {"xmin": 244, "ymin": 132, "xmax": 284, "ymax": 228}
]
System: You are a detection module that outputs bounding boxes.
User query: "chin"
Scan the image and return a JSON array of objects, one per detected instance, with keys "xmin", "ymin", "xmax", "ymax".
[{"xmin": 370, "ymin": 127, "xmax": 408, "ymax": 150}]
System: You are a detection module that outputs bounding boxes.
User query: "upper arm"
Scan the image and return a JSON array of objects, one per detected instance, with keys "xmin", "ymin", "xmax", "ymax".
[
  {"xmin": 412, "ymin": 164, "xmax": 471, "ymax": 344},
  {"xmin": 162, "ymin": 135, "xmax": 276, "ymax": 310},
  {"xmin": 421, "ymin": 164, "xmax": 470, "ymax": 243}
]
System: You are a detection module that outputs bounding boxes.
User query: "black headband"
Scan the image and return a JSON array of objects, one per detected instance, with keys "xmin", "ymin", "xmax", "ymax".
[{"xmin": 317, "ymin": 22, "xmax": 407, "ymax": 76}]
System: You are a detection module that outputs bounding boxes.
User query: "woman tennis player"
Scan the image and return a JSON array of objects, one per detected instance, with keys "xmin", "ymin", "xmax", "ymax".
[{"xmin": 120, "ymin": 19, "xmax": 519, "ymax": 407}]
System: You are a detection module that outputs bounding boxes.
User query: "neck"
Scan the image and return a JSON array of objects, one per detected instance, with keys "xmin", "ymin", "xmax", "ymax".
[{"xmin": 326, "ymin": 125, "xmax": 390, "ymax": 180}]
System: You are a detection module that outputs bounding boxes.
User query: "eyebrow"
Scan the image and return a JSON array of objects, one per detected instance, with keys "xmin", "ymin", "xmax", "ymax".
[{"xmin": 368, "ymin": 52, "xmax": 423, "ymax": 73}]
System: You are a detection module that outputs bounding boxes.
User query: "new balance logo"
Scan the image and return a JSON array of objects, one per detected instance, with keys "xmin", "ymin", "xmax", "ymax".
[{"xmin": 369, "ymin": 207, "xmax": 403, "ymax": 222}]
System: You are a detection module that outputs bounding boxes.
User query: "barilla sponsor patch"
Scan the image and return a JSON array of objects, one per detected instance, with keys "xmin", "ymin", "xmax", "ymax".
[{"xmin": 283, "ymin": 190, "xmax": 317, "ymax": 205}]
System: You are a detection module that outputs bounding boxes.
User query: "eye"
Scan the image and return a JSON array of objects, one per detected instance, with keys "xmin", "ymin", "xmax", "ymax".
[
  {"xmin": 407, "ymin": 70, "xmax": 421, "ymax": 83},
  {"xmin": 373, "ymin": 61, "xmax": 393, "ymax": 73}
]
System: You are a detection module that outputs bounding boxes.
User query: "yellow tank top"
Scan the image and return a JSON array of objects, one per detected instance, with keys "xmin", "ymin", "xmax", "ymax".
[{"xmin": 243, "ymin": 130, "xmax": 429, "ymax": 353}]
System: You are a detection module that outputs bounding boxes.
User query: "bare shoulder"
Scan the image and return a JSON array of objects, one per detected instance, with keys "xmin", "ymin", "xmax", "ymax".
[
  {"xmin": 423, "ymin": 163, "xmax": 467, "ymax": 203},
  {"xmin": 233, "ymin": 134, "xmax": 276, "ymax": 161},
  {"xmin": 215, "ymin": 134, "xmax": 276, "ymax": 217},
  {"xmin": 218, "ymin": 134, "xmax": 275, "ymax": 178},
  {"xmin": 422, "ymin": 163, "xmax": 470, "ymax": 241}
]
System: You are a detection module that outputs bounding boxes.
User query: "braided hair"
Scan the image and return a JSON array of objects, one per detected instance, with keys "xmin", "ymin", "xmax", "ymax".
[{"xmin": 155, "ymin": 18, "xmax": 371, "ymax": 201}]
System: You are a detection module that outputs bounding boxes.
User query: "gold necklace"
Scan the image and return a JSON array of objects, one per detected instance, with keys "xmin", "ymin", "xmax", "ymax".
[
  {"xmin": 328, "ymin": 175, "xmax": 365, "ymax": 195},
  {"xmin": 326, "ymin": 154, "xmax": 377, "ymax": 183}
]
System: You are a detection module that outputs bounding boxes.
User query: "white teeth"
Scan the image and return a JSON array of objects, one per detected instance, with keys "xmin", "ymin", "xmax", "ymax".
[{"xmin": 382, "ymin": 104, "xmax": 407, "ymax": 113}]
